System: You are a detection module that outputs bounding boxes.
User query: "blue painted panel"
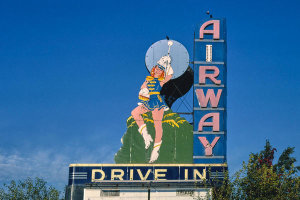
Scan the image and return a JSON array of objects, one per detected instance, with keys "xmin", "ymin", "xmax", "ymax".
[
  {"xmin": 194, "ymin": 64, "xmax": 226, "ymax": 85},
  {"xmin": 193, "ymin": 110, "xmax": 226, "ymax": 132},
  {"xmin": 194, "ymin": 42, "xmax": 226, "ymax": 62},
  {"xmin": 194, "ymin": 87, "xmax": 226, "ymax": 108},
  {"xmin": 68, "ymin": 165, "xmax": 227, "ymax": 185},
  {"xmin": 192, "ymin": 18, "xmax": 227, "ymax": 165},
  {"xmin": 193, "ymin": 157, "xmax": 226, "ymax": 164}
]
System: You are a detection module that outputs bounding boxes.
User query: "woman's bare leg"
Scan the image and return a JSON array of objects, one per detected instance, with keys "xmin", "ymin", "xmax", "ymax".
[
  {"xmin": 131, "ymin": 105, "xmax": 148, "ymax": 127},
  {"xmin": 131, "ymin": 105, "xmax": 153, "ymax": 149},
  {"xmin": 149, "ymin": 108, "xmax": 164, "ymax": 163},
  {"xmin": 152, "ymin": 108, "xmax": 164, "ymax": 143}
]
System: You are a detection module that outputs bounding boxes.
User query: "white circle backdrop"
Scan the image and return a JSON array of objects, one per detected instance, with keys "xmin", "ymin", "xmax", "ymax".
[{"xmin": 145, "ymin": 39, "xmax": 190, "ymax": 79}]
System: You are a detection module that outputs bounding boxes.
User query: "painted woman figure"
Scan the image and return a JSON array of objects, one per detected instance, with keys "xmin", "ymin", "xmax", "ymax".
[{"xmin": 131, "ymin": 44, "xmax": 174, "ymax": 163}]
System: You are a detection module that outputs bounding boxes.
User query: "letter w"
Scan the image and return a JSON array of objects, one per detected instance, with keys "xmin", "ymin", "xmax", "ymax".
[{"xmin": 195, "ymin": 89, "xmax": 222, "ymax": 108}]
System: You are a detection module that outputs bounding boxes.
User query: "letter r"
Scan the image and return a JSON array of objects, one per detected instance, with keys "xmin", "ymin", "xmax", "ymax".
[{"xmin": 199, "ymin": 66, "xmax": 221, "ymax": 85}]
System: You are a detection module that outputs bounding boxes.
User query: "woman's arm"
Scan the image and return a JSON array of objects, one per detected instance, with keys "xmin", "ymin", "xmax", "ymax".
[
  {"xmin": 141, "ymin": 80, "xmax": 148, "ymax": 89},
  {"xmin": 160, "ymin": 65, "xmax": 174, "ymax": 86}
]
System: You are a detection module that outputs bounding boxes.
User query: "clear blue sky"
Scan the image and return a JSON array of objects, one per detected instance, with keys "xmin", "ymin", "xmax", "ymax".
[{"xmin": 0, "ymin": 0, "xmax": 299, "ymax": 192}]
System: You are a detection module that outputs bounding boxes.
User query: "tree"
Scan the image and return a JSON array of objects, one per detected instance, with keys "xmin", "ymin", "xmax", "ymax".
[
  {"xmin": 212, "ymin": 140, "xmax": 300, "ymax": 200},
  {"xmin": 0, "ymin": 177, "xmax": 61, "ymax": 200}
]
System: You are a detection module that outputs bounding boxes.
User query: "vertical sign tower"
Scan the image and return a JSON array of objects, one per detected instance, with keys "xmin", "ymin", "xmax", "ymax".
[{"xmin": 193, "ymin": 19, "xmax": 227, "ymax": 164}]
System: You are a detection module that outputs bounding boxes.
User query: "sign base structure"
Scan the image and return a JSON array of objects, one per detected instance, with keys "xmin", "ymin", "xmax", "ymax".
[{"xmin": 65, "ymin": 163, "xmax": 227, "ymax": 200}]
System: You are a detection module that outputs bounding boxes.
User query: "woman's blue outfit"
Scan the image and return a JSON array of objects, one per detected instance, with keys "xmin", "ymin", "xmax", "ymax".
[{"xmin": 140, "ymin": 77, "xmax": 168, "ymax": 111}]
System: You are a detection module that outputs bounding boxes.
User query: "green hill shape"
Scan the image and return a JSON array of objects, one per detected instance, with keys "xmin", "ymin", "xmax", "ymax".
[{"xmin": 114, "ymin": 109, "xmax": 193, "ymax": 164}]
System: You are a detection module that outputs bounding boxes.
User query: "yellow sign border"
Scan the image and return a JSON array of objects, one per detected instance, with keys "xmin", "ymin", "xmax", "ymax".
[{"xmin": 69, "ymin": 163, "xmax": 227, "ymax": 167}]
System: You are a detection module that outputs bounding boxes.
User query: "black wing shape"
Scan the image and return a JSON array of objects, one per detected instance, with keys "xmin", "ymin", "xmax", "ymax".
[{"xmin": 160, "ymin": 66, "xmax": 194, "ymax": 108}]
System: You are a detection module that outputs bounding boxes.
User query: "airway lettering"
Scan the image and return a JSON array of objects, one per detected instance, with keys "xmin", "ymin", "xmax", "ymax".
[
  {"xmin": 198, "ymin": 137, "xmax": 220, "ymax": 156},
  {"xmin": 195, "ymin": 89, "xmax": 222, "ymax": 108}
]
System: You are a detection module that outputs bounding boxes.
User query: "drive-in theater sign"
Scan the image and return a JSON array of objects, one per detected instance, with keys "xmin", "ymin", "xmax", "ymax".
[{"xmin": 66, "ymin": 18, "xmax": 227, "ymax": 200}]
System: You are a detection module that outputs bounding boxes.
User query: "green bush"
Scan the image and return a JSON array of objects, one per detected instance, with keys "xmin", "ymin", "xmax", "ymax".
[
  {"xmin": 114, "ymin": 109, "xmax": 193, "ymax": 163},
  {"xmin": 212, "ymin": 140, "xmax": 300, "ymax": 200},
  {"xmin": 0, "ymin": 177, "xmax": 61, "ymax": 200}
]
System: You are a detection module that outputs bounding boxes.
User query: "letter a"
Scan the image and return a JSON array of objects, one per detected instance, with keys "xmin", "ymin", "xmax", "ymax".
[
  {"xmin": 200, "ymin": 20, "xmax": 220, "ymax": 40},
  {"xmin": 198, "ymin": 113, "xmax": 219, "ymax": 131},
  {"xmin": 195, "ymin": 89, "xmax": 222, "ymax": 108}
]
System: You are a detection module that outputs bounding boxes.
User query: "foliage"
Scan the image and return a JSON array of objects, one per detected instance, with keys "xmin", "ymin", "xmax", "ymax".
[
  {"xmin": 212, "ymin": 140, "xmax": 300, "ymax": 200},
  {"xmin": 211, "ymin": 172, "xmax": 232, "ymax": 200},
  {"xmin": 0, "ymin": 177, "xmax": 61, "ymax": 200}
]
